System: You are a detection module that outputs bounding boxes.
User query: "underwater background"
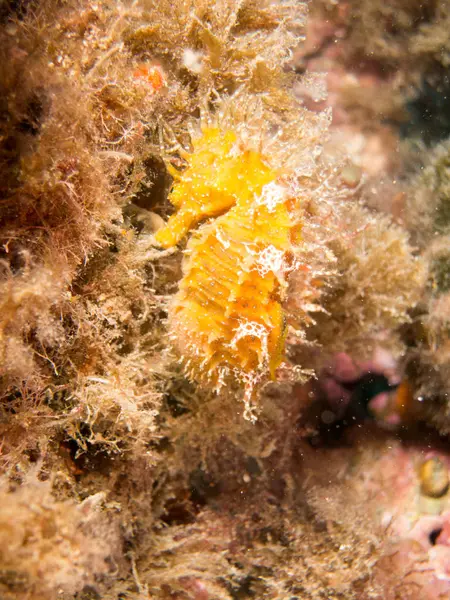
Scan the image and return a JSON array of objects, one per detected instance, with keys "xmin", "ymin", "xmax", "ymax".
[{"xmin": 1, "ymin": 0, "xmax": 450, "ymax": 598}]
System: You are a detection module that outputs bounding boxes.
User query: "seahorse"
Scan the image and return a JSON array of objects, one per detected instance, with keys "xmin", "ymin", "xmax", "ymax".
[{"xmin": 156, "ymin": 127, "xmax": 300, "ymax": 392}]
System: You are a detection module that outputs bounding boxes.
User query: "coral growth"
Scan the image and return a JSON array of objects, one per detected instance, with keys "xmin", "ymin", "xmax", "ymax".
[
  {"xmin": 403, "ymin": 139, "xmax": 450, "ymax": 427},
  {"xmin": 0, "ymin": 473, "xmax": 120, "ymax": 600},
  {"xmin": 311, "ymin": 204, "xmax": 425, "ymax": 359},
  {"xmin": 304, "ymin": 0, "xmax": 450, "ymax": 129},
  {"xmin": 312, "ymin": 0, "xmax": 450, "ymax": 77}
]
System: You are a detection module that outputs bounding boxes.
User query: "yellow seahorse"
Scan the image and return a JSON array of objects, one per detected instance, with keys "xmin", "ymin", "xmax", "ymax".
[{"xmin": 156, "ymin": 127, "xmax": 299, "ymax": 388}]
